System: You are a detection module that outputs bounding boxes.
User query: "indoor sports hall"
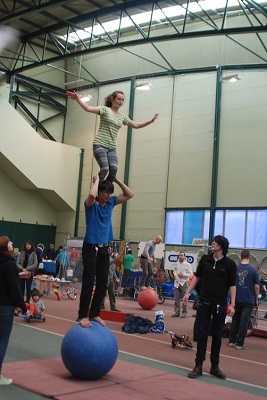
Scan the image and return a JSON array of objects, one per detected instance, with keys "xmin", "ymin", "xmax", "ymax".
[{"xmin": 0, "ymin": 1, "xmax": 267, "ymax": 399}]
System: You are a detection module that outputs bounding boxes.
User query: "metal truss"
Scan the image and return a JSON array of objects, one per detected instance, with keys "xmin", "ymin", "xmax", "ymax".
[
  {"xmin": 10, "ymin": 74, "xmax": 67, "ymax": 141},
  {"xmin": 1, "ymin": 0, "xmax": 267, "ymax": 142},
  {"xmin": 0, "ymin": 0, "xmax": 267, "ymax": 77}
]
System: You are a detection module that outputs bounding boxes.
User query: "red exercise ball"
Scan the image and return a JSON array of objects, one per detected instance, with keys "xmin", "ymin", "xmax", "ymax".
[{"xmin": 138, "ymin": 288, "xmax": 158, "ymax": 310}]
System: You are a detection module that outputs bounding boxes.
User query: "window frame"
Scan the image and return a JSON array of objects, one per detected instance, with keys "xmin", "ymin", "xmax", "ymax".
[{"xmin": 164, "ymin": 207, "xmax": 267, "ymax": 249}]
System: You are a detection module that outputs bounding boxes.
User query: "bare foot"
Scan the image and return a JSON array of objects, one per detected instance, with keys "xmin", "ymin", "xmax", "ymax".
[
  {"xmin": 90, "ymin": 316, "xmax": 106, "ymax": 326},
  {"xmin": 79, "ymin": 318, "xmax": 92, "ymax": 328}
]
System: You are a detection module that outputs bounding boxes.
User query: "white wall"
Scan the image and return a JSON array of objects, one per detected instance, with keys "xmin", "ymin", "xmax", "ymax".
[
  {"xmin": 167, "ymin": 73, "xmax": 216, "ymax": 207},
  {"xmin": 0, "ymin": 84, "xmax": 81, "ymax": 245},
  {"xmin": 64, "ymin": 71, "xmax": 267, "ymax": 244},
  {"xmin": 3, "ymin": 71, "xmax": 266, "ymax": 245},
  {"xmin": 218, "ymin": 70, "xmax": 267, "ymax": 206},
  {"xmin": 0, "ymin": 85, "xmax": 80, "ymax": 210},
  {"xmin": 0, "ymin": 169, "xmax": 57, "ymax": 224}
]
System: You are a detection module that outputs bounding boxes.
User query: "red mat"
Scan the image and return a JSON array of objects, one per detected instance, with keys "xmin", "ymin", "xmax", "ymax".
[
  {"xmin": 3, "ymin": 357, "xmax": 267, "ymax": 400},
  {"xmin": 100, "ymin": 309, "xmax": 127, "ymax": 323}
]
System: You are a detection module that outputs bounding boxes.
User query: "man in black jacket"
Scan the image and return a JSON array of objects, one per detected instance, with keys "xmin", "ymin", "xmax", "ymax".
[{"xmin": 183, "ymin": 235, "xmax": 236, "ymax": 380}]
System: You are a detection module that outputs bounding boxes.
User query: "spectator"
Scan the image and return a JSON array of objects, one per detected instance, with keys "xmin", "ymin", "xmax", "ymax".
[
  {"xmin": 70, "ymin": 247, "xmax": 79, "ymax": 278},
  {"xmin": 229, "ymin": 249, "xmax": 260, "ymax": 349},
  {"xmin": 122, "ymin": 249, "xmax": 135, "ymax": 287},
  {"xmin": 57, "ymin": 247, "xmax": 70, "ymax": 279},
  {"xmin": 26, "ymin": 289, "xmax": 45, "ymax": 319},
  {"xmin": 36, "ymin": 243, "xmax": 44, "ymax": 275},
  {"xmin": 0, "ymin": 236, "xmax": 29, "ymax": 385},
  {"xmin": 172, "ymin": 252, "xmax": 192, "ymax": 318},
  {"xmin": 46, "ymin": 244, "xmax": 56, "ymax": 261},
  {"xmin": 101, "ymin": 252, "xmax": 120, "ymax": 311},
  {"xmin": 17, "ymin": 240, "xmax": 38, "ymax": 303}
]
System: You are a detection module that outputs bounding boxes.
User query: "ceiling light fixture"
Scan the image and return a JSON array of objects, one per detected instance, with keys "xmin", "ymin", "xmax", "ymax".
[
  {"xmin": 80, "ymin": 94, "xmax": 92, "ymax": 102},
  {"xmin": 221, "ymin": 73, "xmax": 241, "ymax": 83},
  {"xmin": 135, "ymin": 82, "xmax": 152, "ymax": 91}
]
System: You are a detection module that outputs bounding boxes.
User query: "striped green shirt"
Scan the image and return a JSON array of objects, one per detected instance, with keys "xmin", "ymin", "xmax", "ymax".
[{"xmin": 93, "ymin": 106, "xmax": 130, "ymax": 148}]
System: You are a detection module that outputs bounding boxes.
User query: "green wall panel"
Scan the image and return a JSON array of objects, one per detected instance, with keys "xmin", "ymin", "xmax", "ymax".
[{"xmin": 0, "ymin": 221, "xmax": 56, "ymax": 251}]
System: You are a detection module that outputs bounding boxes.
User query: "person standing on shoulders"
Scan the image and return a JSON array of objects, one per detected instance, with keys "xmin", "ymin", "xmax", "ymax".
[
  {"xmin": 229, "ymin": 249, "xmax": 259, "ymax": 350},
  {"xmin": 78, "ymin": 175, "xmax": 133, "ymax": 328},
  {"xmin": 139, "ymin": 235, "xmax": 162, "ymax": 290},
  {"xmin": 172, "ymin": 252, "xmax": 192, "ymax": 318},
  {"xmin": 66, "ymin": 90, "xmax": 158, "ymax": 182},
  {"xmin": 183, "ymin": 235, "xmax": 236, "ymax": 380}
]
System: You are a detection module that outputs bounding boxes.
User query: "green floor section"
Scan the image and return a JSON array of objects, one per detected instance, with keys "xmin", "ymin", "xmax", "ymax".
[
  {"xmin": 0, "ymin": 385, "xmax": 48, "ymax": 400},
  {"xmin": 6, "ymin": 322, "xmax": 62, "ymax": 363}
]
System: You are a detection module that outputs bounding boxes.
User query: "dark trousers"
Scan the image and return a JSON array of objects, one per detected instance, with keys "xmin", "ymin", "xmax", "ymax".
[
  {"xmin": 195, "ymin": 301, "xmax": 226, "ymax": 367},
  {"xmin": 101, "ymin": 279, "xmax": 116, "ymax": 310},
  {"xmin": 78, "ymin": 243, "xmax": 109, "ymax": 320},
  {"xmin": 0, "ymin": 305, "xmax": 14, "ymax": 373},
  {"xmin": 20, "ymin": 275, "xmax": 33, "ymax": 303},
  {"xmin": 229, "ymin": 302, "xmax": 254, "ymax": 347},
  {"xmin": 121, "ymin": 269, "xmax": 131, "ymax": 287},
  {"xmin": 140, "ymin": 258, "xmax": 153, "ymax": 287}
]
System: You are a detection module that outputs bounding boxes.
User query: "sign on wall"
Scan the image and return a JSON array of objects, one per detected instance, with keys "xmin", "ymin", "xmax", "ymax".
[{"xmin": 164, "ymin": 251, "xmax": 197, "ymax": 272}]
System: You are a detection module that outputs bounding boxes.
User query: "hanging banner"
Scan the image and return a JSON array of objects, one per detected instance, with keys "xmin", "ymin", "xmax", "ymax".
[{"xmin": 164, "ymin": 251, "xmax": 198, "ymax": 272}]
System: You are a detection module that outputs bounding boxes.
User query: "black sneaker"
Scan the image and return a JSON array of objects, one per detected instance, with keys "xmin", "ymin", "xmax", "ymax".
[
  {"xmin": 188, "ymin": 365, "xmax": 202, "ymax": 378},
  {"xmin": 210, "ymin": 366, "xmax": 226, "ymax": 379}
]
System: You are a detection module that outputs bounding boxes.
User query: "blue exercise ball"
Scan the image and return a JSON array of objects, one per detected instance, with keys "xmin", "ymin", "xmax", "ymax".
[{"xmin": 61, "ymin": 321, "xmax": 118, "ymax": 380}]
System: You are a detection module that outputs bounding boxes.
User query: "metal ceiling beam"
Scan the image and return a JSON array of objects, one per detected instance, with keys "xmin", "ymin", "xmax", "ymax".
[
  {"xmin": 0, "ymin": 0, "xmax": 77, "ymax": 23},
  {"xmin": 0, "ymin": 1, "xmax": 267, "ymax": 79},
  {"xmin": 9, "ymin": 25, "xmax": 267, "ymax": 75}
]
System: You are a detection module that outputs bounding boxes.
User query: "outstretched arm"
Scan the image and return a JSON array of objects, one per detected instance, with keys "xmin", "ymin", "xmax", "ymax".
[
  {"xmin": 114, "ymin": 177, "xmax": 134, "ymax": 205},
  {"xmin": 128, "ymin": 113, "xmax": 159, "ymax": 129},
  {"xmin": 66, "ymin": 91, "xmax": 100, "ymax": 114},
  {"xmin": 85, "ymin": 175, "xmax": 100, "ymax": 207}
]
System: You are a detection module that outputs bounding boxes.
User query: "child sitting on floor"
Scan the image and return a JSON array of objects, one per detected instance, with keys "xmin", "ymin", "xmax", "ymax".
[{"xmin": 26, "ymin": 289, "xmax": 45, "ymax": 319}]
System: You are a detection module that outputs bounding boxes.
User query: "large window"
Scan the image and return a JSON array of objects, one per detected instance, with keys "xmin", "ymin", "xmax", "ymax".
[
  {"xmin": 165, "ymin": 209, "xmax": 267, "ymax": 249},
  {"xmin": 165, "ymin": 211, "xmax": 183, "ymax": 244}
]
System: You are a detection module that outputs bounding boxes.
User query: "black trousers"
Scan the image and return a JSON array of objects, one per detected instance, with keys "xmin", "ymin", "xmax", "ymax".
[
  {"xmin": 195, "ymin": 301, "xmax": 226, "ymax": 367},
  {"xmin": 20, "ymin": 275, "xmax": 33, "ymax": 303},
  {"xmin": 78, "ymin": 243, "xmax": 109, "ymax": 320}
]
